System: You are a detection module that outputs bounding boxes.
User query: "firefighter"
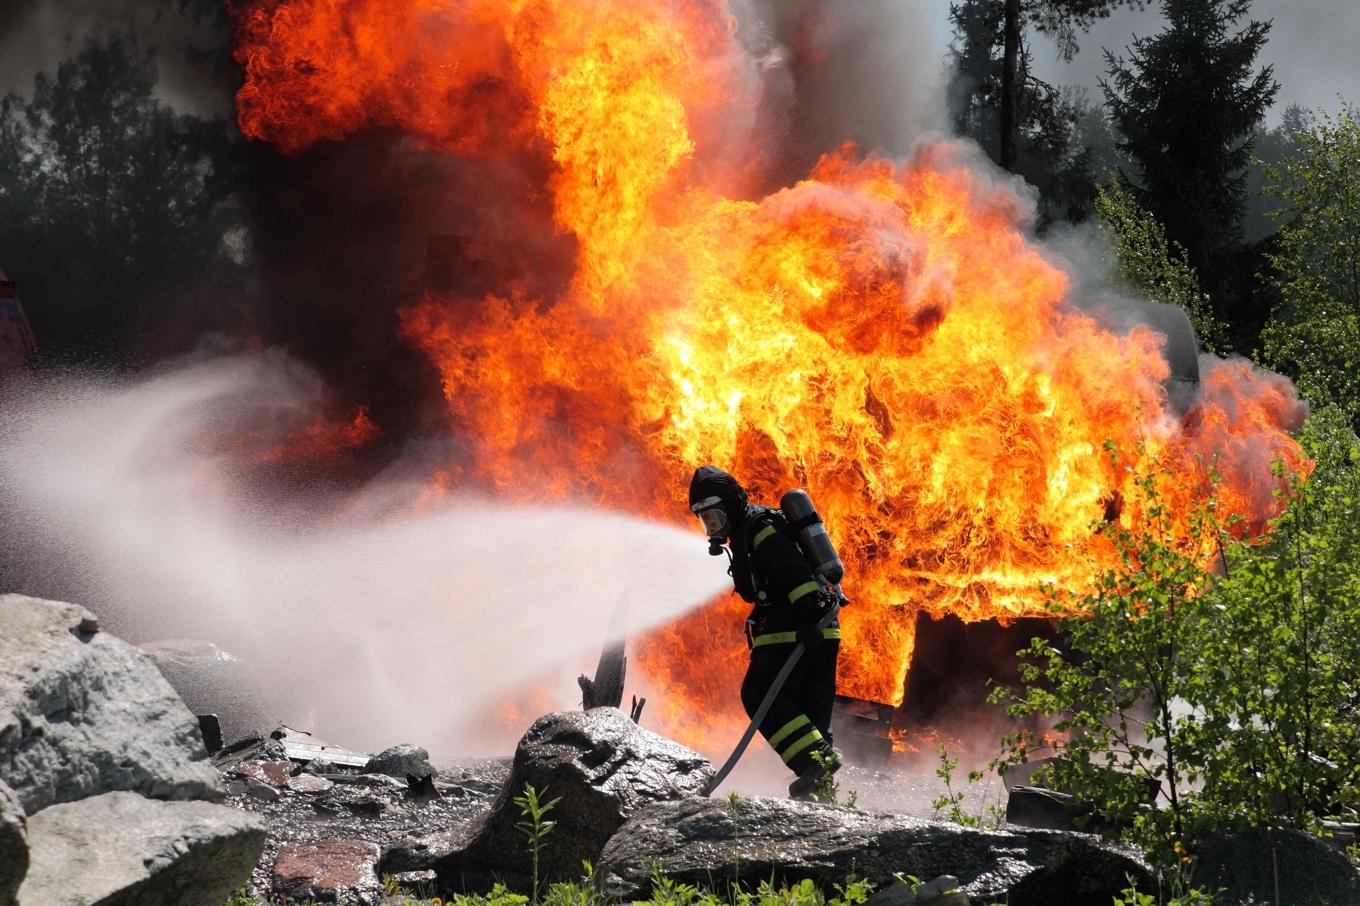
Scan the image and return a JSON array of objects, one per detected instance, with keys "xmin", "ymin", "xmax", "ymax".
[{"xmin": 688, "ymin": 465, "xmax": 842, "ymax": 799}]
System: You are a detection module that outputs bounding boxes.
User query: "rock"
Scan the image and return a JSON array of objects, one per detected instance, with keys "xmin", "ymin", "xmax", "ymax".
[
  {"xmin": 345, "ymin": 795, "xmax": 388, "ymax": 817},
  {"xmin": 17, "ymin": 790, "xmax": 265, "ymax": 906},
  {"xmin": 1005, "ymin": 786, "xmax": 1096, "ymax": 833},
  {"xmin": 0, "ymin": 780, "xmax": 27, "ymax": 906},
  {"xmin": 413, "ymin": 708, "xmax": 711, "ymax": 893},
  {"xmin": 865, "ymin": 874, "xmax": 969, "ymax": 906},
  {"xmin": 367, "ymin": 743, "xmax": 436, "ymax": 780},
  {"xmin": 389, "ymin": 869, "xmax": 437, "ymax": 888},
  {"xmin": 271, "ymin": 838, "xmax": 382, "ymax": 905},
  {"xmin": 246, "ymin": 778, "xmax": 281, "ymax": 803},
  {"xmin": 407, "ymin": 773, "xmax": 439, "ymax": 802},
  {"xmin": 356, "ymin": 773, "xmax": 409, "ymax": 790},
  {"xmin": 0, "ymin": 594, "xmax": 222, "ymax": 814},
  {"xmin": 312, "ymin": 796, "xmax": 346, "ymax": 816},
  {"xmin": 289, "ymin": 773, "xmax": 336, "ymax": 794},
  {"xmin": 596, "ymin": 796, "xmax": 1150, "ymax": 906},
  {"xmin": 138, "ymin": 639, "xmax": 275, "ymax": 744},
  {"xmin": 382, "ymin": 828, "xmax": 467, "ymax": 874},
  {"xmin": 232, "ymin": 760, "xmax": 293, "ymax": 787},
  {"xmin": 1195, "ymin": 827, "xmax": 1360, "ymax": 906}
]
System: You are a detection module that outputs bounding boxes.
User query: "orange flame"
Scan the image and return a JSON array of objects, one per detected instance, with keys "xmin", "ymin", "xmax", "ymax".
[
  {"xmin": 249, "ymin": 406, "xmax": 377, "ymax": 464},
  {"xmin": 231, "ymin": 0, "xmax": 1309, "ymax": 749}
]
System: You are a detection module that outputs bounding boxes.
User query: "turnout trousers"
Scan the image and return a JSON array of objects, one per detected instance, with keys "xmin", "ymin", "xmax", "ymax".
[{"xmin": 739, "ymin": 639, "xmax": 840, "ymax": 776}]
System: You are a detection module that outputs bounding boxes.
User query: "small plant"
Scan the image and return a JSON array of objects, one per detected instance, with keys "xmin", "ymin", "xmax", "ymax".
[
  {"xmin": 515, "ymin": 782, "xmax": 563, "ymax": 905},
  {"xmin": 727, "ymin": 790, "xmax": 743, "ymax": 891},
  {"xmin": 381, "ymin": 870, "xmax": 443, "ymax": 904},
  {"xmin": 930, "ymin": 744, "xmax": 983, "ymax": 827},
  {"xmin": 646, "ymin": 859, "xmax": 702, "ymax": 906},
  {"xmin": 447, "ymin": 882, "xmax": 530, "ymax": 906},
  {"xmin": 828, "ymin": 877, "xmax": 874, "ymax": 906},
  {"xmin": 1112, "ymin": 870, "xmax": 1217, "ymax": 906},
  {"xmin": 542, "ymin": 862, "xmax": 611, "ymax": 906},
  {"xmin": 808, "ymin": 750, "xmax": 858, "ymax": 809}
]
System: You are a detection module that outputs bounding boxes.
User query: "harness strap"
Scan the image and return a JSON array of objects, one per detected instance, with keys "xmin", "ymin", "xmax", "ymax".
[{"xmin": 752, "ymin": 627, "xmax": 842, "ymax": 648}]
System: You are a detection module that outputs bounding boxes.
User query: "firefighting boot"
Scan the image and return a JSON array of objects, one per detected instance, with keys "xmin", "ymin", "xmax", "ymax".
[{"xmin": 788, "ymin": 744, "xmax": 841, "ymax": 801}]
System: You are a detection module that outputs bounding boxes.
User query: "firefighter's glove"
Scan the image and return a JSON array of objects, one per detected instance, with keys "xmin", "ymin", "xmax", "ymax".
[{"xmin": 796, "ymin": 626, "xmax": 824, "ymax": 651}]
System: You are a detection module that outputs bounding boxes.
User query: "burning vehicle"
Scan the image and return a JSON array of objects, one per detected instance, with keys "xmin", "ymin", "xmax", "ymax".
[{"xmin": 223, "ymin": 0, "xmax": 1308, "ymax": 763}]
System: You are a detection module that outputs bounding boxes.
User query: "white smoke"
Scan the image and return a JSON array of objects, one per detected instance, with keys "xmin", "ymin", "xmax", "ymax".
[{"xmin": 0, "ymin": 353, "xmax": 730, "ymax": 756}]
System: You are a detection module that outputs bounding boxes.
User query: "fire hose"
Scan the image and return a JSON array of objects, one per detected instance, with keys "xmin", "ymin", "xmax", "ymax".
[{"xmin": 700, "ymin": 592, "xmax": 844, "ymax": 797}]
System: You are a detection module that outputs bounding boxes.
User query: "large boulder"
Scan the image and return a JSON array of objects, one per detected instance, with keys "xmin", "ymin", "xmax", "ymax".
[
  {"xmin": 138, "ymin": 638, "xmax": 275, "ymax": 744},
  {"xmin": 415, "ymin": 708, "xmax": 712, "ymax": 893},
  {"xmin": 16, "ymin": 790, "xmax": 265, "ymax": 906},
  {"xmin": 0, "ymin": 594, "xmax": 221, "ymax": 814},
  {"xmin": 1195, "ymin": 827, "xmax": 1360, "ymax": 906},
  {"xmin": 597, "ymin": 796, "xmax": 1151, "ymax": 906},
  {"xmin": 0, "ymin": 780, "xmax": 26, "ymax": 906}
]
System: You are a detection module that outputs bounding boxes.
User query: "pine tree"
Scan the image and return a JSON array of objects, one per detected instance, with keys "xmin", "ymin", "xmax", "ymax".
[
  {"xmin": 991, "ymin": 0, "xmax": 1148, "ymax": 172},
  {"xmin": 949, "ymin": 0, "xmax": 1116, "ymax": 225},
  {"xmin": 1101, "ymin": 0, "xmax": 1278, "ymax": 331}
]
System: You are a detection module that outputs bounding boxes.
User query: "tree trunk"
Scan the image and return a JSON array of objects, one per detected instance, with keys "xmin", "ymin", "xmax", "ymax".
[{"xmin": 1000, "ymin": 0, "xmax": 1022, "ymax": 171}]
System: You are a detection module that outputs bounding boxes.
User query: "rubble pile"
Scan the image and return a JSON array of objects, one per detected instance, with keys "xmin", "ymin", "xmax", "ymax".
[{"xmin": 216, "ymin": 727, "xmax": 509, "ymax": 904}]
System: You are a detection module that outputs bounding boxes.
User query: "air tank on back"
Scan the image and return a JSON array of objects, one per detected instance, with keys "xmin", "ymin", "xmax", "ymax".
[{"xmin": 779, "ymin": 488, "xmax": 844, "ymax": 586}]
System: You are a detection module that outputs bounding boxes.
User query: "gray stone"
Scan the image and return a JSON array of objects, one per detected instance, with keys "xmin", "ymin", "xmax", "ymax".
[
  {"xmin": 289, "ymin": 773, "xmax": 336, "ymax": 794},
  {"xmin": 865, "ymin": 875, "xmax": 969, "ymax": 906},
  {"xmin": 246, "ymin": 778, "xmax": 281, "ymax": 803},
  {"xmin": 596, "ymin": 796, "xmax": 1150, "ymax": 906},
  {"xmin": 367, "ymin": 743, "xmax": 436, "ymax": 780},
  {"xmin": 271, "ymin": 838, "xmax": 382, "ymax": 904},
  {"xmin": 414, "ymin": 708, "xmax": 711, "ymax": 893},
  {"xmin": 139, "ymin": 639, "xmax": 275, "ymax": 745},
  {"xmin": 0, "ymin": 594, "xmax": 222, "ymax": 814},
  {"xmin": 1005, "ymin": 786, "xmax": 1096, "ymax": 833},
  {"xmin": 0, "ymin": 779, "xmax": 26, "ymax": 906},
  {"xmin": 1195, "ymin": 826, "xmax": 1360, "ymax": 906},
  {"xmin": 17, "ymin": 790, "xmax": 265, "ymax": 906}
]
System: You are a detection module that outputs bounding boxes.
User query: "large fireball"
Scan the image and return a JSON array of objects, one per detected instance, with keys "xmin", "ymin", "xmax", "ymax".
[{"xmin": 230, "ymin": 0, "xmax": 1308, "ymax": 746}]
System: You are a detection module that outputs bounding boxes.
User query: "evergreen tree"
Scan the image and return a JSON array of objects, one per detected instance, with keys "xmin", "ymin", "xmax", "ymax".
[
  {"xmin": 987, "ymin": 0, "xmax": 1147, "ymax": 172},
  {"xmin": 1101, "ymin": 0, "xmax": 1278, "ymax": 334},
  {"xmin": 948, "ymin": 0, "xmax": 1103, "ymax": 225}
]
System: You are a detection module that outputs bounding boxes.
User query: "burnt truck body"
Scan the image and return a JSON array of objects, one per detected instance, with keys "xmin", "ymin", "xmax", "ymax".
[{"xmin": 0, "ymin": 270, "xmax": 40, "ymax": 374}]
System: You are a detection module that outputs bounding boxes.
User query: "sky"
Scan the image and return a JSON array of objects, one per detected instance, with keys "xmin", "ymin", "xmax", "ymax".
[
  {"xmin": 915, "ymin": 0, "xmax": 1360, "ymax": 124},
  {"xmin": 1, "ymin": 0, "xmax": 1357, "ymax": 123}
]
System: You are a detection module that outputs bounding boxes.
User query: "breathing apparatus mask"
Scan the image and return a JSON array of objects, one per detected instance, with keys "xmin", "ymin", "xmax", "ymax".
[
  {"xmin": 691, "ymin": 495, "xmax": 729, "ymax": 555},
  {"xmin": 689, "ymin": 465, "xmax": 747, "ymax": 557}
]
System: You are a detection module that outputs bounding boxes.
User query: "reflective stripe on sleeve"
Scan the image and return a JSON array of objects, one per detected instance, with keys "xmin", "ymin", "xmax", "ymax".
[
  {"xmin": 752, "ymin": 525, "xmax": 778, "ymax": 548},
  {"xmin": 788, "ymin": 581, "xmax": 821, "ymax": 604}
]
